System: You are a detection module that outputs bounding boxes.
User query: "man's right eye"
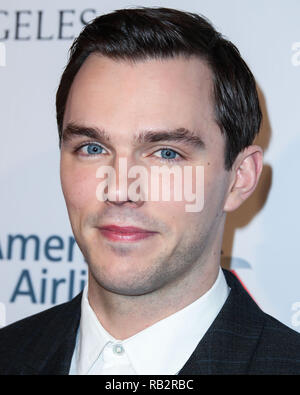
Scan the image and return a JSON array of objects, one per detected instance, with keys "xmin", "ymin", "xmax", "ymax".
[{"xmin": 76, "ymin": 143, "xmax": 106, "ymax": 156}]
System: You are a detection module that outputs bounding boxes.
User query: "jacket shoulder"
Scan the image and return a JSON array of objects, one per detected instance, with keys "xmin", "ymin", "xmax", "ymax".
[
  {"xmin": 0, "ymin": 299, "xmax": 72, "ymax": 343},
  {"xmin": 249, "ymin": 311, "xmax": 300, "ymax": 374},
  {"xmin": 222, "ymin": 270, "xmax": 300, "ymax": 374},
  {"xmin": 0, "ymin": 294, "xmax": 81, "ymax": 374}
]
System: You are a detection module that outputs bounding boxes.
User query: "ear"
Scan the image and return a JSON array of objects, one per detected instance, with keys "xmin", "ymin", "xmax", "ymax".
[{"xmin": 224, "ymin": 145, "xmax": 263, "ymax": 212}]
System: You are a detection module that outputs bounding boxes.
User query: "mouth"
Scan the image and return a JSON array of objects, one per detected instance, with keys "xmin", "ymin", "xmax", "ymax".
[{"xmin": 98, "ymin": 225, "xmax": 158, "ymax": 242}]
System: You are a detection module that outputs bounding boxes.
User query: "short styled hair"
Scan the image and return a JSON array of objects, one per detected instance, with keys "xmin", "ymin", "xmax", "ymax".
[{"xmin": 56, "ymin": 7, "xmax": 262, "ymax": 170}]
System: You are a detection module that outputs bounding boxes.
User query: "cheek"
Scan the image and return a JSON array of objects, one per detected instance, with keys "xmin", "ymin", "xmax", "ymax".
[
  {"xmin": 202, "ymin": 164, "xmax": 230, "ymax": 214},
  {"xmin": 60, "ymin": 163, "xmax": 99, "ymax": 211},
  {"xmin": 150, "ymin": 200, "xmax": 192, "ymax": 235}
]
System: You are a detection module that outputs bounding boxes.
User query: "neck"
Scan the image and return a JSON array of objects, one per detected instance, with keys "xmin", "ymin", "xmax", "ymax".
[{"xmin": 87, "ymin": 257, "xmax": 220, "ymax": 340}]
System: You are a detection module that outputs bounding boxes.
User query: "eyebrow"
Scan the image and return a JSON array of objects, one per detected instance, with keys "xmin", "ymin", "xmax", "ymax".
[
  {"xmin": 61, "ymin": 123, "xmax": 110, "ymax": 144},
  {"xmin": 61, "ymin": 122, "xmax": 205, "ymax": 149}
]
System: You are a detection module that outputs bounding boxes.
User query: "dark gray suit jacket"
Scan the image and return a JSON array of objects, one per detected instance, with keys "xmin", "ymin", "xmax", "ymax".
[{"xmin": 0, "ymin": 270, "xmax": 300, "ymax": 375}]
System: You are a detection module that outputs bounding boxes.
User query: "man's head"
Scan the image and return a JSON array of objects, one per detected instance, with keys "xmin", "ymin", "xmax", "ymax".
[
  {"xmin": 57, "ymin": 7, "xmax": 263, "ymax": 298},
  {"xmin": 57, "ymin": 7, "xmax": 262, "ymax": 171}
]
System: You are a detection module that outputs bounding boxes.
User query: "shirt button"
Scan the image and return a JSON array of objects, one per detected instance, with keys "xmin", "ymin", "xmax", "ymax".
[{"xmin": 113, "ymin": 343, "xmax": 125, "ymax": 355}]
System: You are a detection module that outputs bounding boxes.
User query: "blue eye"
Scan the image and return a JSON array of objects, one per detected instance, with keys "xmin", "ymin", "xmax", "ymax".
[
  {"xmin": 155, "ymin": 148, "xmax": 180, "ymax": 161},
  {"xmin": 81, "ymin": 143, "xmax": 104, "ymax": 155}
]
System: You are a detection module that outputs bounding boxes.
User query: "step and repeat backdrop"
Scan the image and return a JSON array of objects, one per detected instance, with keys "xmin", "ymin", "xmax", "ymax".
[{"xmin": 0, "ymin": 0, "xmax": 299, "ymax": 330}]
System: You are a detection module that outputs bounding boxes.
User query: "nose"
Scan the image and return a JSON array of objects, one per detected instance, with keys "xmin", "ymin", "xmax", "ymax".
[
  {"xmin": 106, "ymin": 198, "xmax": 144, "ymax": 208},
  {"xmin": 96, "ymin": 157, "xmax": 146, "ymax": 207}
]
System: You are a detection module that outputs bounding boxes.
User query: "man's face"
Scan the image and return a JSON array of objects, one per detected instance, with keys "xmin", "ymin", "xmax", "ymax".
[{"xmin": 60, "ymin": 54, "xmax": 232, "ymax": 296}]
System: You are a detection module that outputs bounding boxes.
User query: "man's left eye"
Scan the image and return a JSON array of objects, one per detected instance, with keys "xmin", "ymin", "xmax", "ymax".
[{"xmin": 154, "ymin": 148, "xmax": 180, "ymax": 160}]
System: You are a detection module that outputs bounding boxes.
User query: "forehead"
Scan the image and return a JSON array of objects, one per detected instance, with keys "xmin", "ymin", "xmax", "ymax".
[{"xmin": 63, "ymin": 54, "xmax": 221, "ymax": 146}]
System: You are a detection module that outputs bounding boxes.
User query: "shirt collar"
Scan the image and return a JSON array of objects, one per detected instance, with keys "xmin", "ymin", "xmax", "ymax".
[
  {"xmin": 77, "ymin": 267, "xmax": 230, "ymax": 375},
  {"xmin": 76, "ymin": 285, "xmax": 114, "ymax": 374}
]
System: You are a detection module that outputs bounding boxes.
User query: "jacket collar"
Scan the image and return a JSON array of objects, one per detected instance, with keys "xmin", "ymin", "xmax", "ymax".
[{"xmin": 178, "ymin": 269, "xmax": 265, "ymax": 374}]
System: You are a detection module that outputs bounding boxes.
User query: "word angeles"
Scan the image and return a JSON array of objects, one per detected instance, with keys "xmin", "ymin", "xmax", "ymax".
[
  {"xmin": 96, "ymin": 158, "xmax": 204, "ymax": 212},
  {"xmin": 0, "ymin": 9, "xmax": 96, "ymax": 40}
]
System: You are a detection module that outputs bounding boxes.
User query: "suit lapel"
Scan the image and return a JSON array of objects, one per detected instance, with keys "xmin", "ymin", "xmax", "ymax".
[{"xmin": 178, "ymin": 270, "xmax": 265, "ymax": 374}]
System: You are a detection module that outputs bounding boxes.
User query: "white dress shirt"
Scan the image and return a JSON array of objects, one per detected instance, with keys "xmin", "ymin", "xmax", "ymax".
[{"xmin": 69, "ymin": 267, "xmax": 230, "ymax": 375}]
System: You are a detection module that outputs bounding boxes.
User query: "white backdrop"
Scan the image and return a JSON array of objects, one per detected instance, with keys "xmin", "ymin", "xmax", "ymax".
[{"xmin": 0, "ymin": 0, "xmax": 299, "ymax": 331}]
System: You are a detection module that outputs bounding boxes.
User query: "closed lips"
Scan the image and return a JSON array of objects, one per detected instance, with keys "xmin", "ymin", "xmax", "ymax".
[{"xmin": 99, "ymin": 225, "xmax": 156, "ymax": 233}]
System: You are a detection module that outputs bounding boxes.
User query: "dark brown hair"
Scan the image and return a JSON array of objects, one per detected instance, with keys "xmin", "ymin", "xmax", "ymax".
[{"xmin": 56, "ymin": 7, "xmax": 261, "ymax": 169}]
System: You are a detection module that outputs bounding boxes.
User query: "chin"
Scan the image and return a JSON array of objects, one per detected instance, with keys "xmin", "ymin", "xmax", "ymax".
[
  {"xmin": 87, "ymin": 252, "xmax": 167, "ymax": 297},
  {"xmin": 90, "ymin": 269, "xmax": 158, "ymax": 296}
]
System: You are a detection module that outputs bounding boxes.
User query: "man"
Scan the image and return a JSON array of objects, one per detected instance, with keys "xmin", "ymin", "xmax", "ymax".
[{"xmin": 0, "ymin": 7, "xmax": 300, "ymax": 375}]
